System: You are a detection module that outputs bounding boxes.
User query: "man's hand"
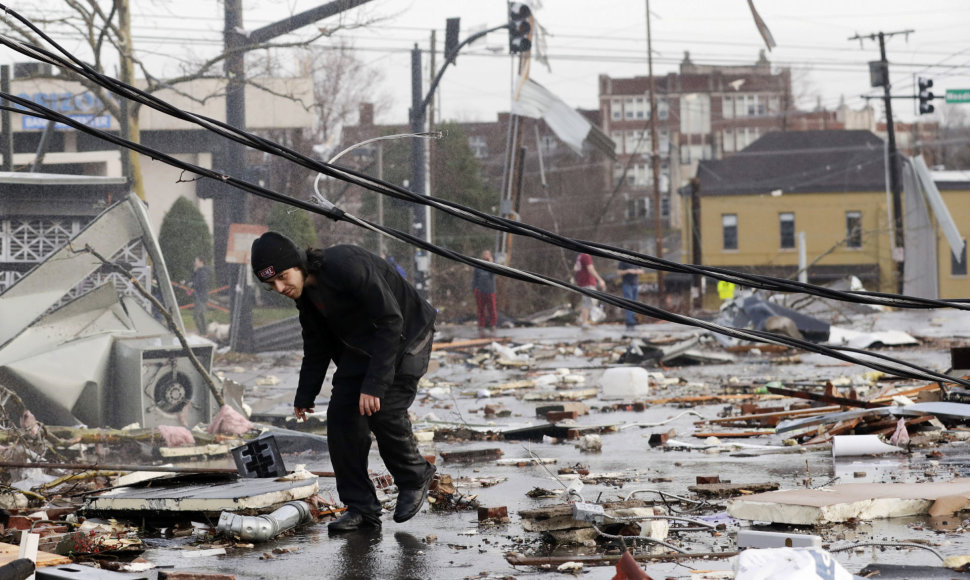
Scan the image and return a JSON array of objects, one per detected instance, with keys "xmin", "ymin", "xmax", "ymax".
[
  {"xmin": 359, "ymin": 393, "xmax": 381, "ymax": 416},
  {"xmin": 294, "ymin": 406, "xmax": 314, "ymax": 421}
]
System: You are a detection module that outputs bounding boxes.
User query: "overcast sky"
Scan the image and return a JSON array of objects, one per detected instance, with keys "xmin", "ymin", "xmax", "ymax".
[{"xmin": 11, "ymin": 1, "xmax": 970, "ymax": 125}]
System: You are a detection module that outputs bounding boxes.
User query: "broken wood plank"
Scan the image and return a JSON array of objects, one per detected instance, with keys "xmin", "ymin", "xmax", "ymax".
[
  {"xmin": 725, "ymin": 344, "xmax": 791, "ymax": 354},
  {"xmin": 523, "ymin": 388, "xmax": 599, "ymax": 401},
  {"xmin": 432, "ymin": 337, "xmax": 508, "ymax": 351},
  {"xmin": 646, "ymin": 394, "xmax": 785, "ymax": 405},
  {"xmin": 439, "ymin": 448, "xmax": 504, "ymax": 463},
  {"xmin": 496, "ymin": 457, "xmax": 557, "ymax": 467},
  {"xmin": 800, "ymin": 418, "xmax": 862, "ymax": 445},
  {"xmin": 688, "ymin": 482, "xmax": 780, "ymax": 498},
  {"xmin": 690, "ymin": 431, "xmax": 775, "ymax": 438},
  {"xmin": 766, "ymin": 385, "xmax": 886, "ymax": 409},
  {"xmin": 698, "ymin": 405, "xmax": 842, "ymax": 426},
  {"xmin": 0, "ymin": 542, "xmax": 71, "ymax": 568},
  {"xmin": 698, "ymin": 384, "xmax": 942, "ymax": 428},
  {"xmin": 864, "ymin": 415, "xmax": 937, "ymax": 437}
]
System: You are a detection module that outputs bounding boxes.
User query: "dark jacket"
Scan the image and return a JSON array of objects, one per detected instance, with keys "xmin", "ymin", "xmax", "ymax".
[
  {"xmin": 191, "ymin": 266, "xmax": 211, "ymax": 304},
  {"xmin": 294, "ymin": 245, "xmax": 436, "ymax": 407},
  {"xmin": 472, "ymin": 267, "xmax": 495, "ymax": 294}
]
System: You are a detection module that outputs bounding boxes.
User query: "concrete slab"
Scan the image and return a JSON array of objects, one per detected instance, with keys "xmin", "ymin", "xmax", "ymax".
[
  {"xmin": 727, "ymin": 477, "xmax": 970, "ymax": 525},
  {"xmin": 82, "ymin": 476, "xmax": 318, "ymax": 514}
]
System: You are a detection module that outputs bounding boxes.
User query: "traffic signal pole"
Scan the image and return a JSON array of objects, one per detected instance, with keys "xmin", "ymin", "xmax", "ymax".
[
  {"xmin": 409, "ymin": 21, "xmax": 517, "ymax": 300},
  {"xmin": 410, "ymin": 45, "xmax": 431, "ymax": 299}
]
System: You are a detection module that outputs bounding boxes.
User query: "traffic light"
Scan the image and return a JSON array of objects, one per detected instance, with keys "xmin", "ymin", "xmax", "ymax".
[
  {"xmin": 444, "ymin": 17, "xmax": 460, "ymax": 62},
  {"xmin": 508, "ymin": 2, "xmax": 532, "ymax": 54},
  {"xmin": 918, "ymin": 77, "xmax": 935, "ymax": 115}
]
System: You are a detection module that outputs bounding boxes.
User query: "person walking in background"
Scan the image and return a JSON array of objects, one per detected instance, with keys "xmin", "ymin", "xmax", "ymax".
[
  {"xmin": 190, "ymin": 256, "xmax": 211, "ymax": 335},
  {"xmin": 250, "ymin": 232, "xmax": 437, "ymax": 534},
  {"xmin": 717, "ymin": 279, "xmax": 737, "ymax": 306},
  {"xmin": 574, "ymin": 252, "xmax": 606, "ymax": 327},
  {"xmin": 617, "ymin": 259, "xmax": 644, "ymax": 330},
  {"xmin": 473, "ymin": 249, "xmax": 498, "ymax": 335}
]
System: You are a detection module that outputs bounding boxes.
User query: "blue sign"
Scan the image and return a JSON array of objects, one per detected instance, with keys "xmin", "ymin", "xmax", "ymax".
[
  {"xmin": 15, "ymin": 91, "xmax": 106, "ymax": 113},
  {"xmin": 23, "ymin": 114, "xmax": 112, "ymax": 131}
]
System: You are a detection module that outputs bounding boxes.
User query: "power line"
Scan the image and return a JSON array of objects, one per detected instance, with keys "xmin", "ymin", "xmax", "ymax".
[{"xmin": 3, "ymin": 9, "xmax": 970, "ymax": 391}]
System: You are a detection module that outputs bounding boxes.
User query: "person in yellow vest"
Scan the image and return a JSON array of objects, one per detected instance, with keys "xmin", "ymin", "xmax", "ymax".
[{"xmin": 717, "ymin": 280, "xmax": 736, "ymax": 302}]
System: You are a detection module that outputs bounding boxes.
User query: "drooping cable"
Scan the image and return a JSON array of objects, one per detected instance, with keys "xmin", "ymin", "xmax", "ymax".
[
  {"xmin": 0, "ymin": 10, "xmax": 968, "ymax": 314},
  {"xmin": 5, "ymin": 93, "xmax": 966, "ymax": 391},
  {"xmin": 1, "ymin": 7, "xmax": 968, "ymax": 388}
]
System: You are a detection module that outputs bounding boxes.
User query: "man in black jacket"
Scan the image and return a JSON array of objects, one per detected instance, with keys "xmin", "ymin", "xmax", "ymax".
[{"xmin": 250, "ymin": 232, "xmax": 437, "ymax": 533}]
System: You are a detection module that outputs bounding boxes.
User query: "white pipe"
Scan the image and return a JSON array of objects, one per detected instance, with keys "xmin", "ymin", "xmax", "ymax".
[
  {"xmin": 216, "ymin": 501, "xmax": 311, "ymax": 542},
  {"xmin": 831, "ymin": 435, "xmax": 903, "ymax": 458},
  {"xmin": 797, "ymin": 231, "xmax": 807, "ymax": 284}
]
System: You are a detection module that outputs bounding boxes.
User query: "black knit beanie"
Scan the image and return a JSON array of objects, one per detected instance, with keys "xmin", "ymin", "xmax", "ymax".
[{"xmin": 251, "ymin": 232, "xmax": 303, "ymax": 282}]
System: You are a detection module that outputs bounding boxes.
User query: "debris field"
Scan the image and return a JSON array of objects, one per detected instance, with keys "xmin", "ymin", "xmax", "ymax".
[{"xmin": 4, "ymin": 308, "xmax": 970, "ymax": 579}]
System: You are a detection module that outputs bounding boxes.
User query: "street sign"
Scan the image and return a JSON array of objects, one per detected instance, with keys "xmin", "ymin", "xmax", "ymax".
[{"xmin": 946, "ymin": 89, "xmax": 970, "ymax": 104}]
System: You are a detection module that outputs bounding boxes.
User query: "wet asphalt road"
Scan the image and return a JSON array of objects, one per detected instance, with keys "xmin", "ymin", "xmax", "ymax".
[{"xmin": 137, "ymin": 309, "xmax": 970, "ymax": 579}]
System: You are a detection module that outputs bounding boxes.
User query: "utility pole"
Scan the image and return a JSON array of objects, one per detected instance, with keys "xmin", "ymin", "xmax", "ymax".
[
  {"xmin": 646, "ymin": 0, "xmax": 663, "ymax": 294},
  {"xmin": 1, "ymin": 66, "xmax": 12, "ymax": 172},
  {"xmin": 220, "ymin": 0, "xmax": 373, "ymax": 351},
  {"xmin": 850, "ymin": 29, "xmax": 912, "ymax": 294},
  {"xmin": 115, "ymin": 0, "xmax": 144, "ymax": 198}
]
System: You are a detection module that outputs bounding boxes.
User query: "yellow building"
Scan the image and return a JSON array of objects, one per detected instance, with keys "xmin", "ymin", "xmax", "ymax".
[
  {"xmin": 692, "ymin": 130, "xmax": 896, "ymax": 305},
  {"xmin": 935, "ymin": 172, "xmax": 970, "ymax": 299}
]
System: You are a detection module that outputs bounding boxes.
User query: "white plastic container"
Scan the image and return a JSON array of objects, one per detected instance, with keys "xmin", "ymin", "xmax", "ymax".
[{"xmin": 599, "ymin": 367, "xmax": 650, "ymax": 400}]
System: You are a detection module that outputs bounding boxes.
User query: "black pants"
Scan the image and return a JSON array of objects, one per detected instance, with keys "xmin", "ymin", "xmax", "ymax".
[{"xmin": 327, "ymin": 336, "xmax": 434, "ymax": 517}]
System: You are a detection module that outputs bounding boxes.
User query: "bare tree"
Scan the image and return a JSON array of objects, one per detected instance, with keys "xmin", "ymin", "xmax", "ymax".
[
  {"xmin": 305, "ymin": 41, "xmax": 392, "ymax": 148},
  {"xmin": 247, "ymin": 41, "xmax": 394, "ymax": 243},
  {"xmin": 936, "ymin": 104, "xmax": 970, "ymax": 169},
  {"xmin": 0, "ymin": 0, "xmax": 378, "ymax": 196}
]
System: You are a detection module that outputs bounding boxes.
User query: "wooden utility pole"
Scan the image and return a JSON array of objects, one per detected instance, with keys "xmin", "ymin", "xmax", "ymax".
[
  {"xmin": 115, "ymin": 0, "xmax": 144, "ymax": 199},
  {"xmin": 646, "ymin": 0, "xmax": 663, "ymax": 293},
  {"xmin": 849, "ymin": 29, "xmax": 912, "ymax": 294},
  {"xmin": 220, "ymin": 0, "xmax": 374, "ymax": 351}
]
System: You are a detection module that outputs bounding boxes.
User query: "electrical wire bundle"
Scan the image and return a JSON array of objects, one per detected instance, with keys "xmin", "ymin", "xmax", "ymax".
[{"xmin": 0, "ymin": 4, "xmax": 967, "ymax": 389}]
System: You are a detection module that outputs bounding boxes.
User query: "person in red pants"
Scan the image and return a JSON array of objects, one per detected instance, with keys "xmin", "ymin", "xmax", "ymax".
[{"xmin": 472, "ymin": 249, "xmax": 497, "ymax": 335}]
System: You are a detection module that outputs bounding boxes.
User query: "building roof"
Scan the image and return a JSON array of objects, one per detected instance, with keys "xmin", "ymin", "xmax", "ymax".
[
  {"xmin": 931, "ymin": 169, "xmax": 970, "ymax": 190},
  {"xmin": 696, "ymin": 130, "xmax": 887, "ymax": 196}
]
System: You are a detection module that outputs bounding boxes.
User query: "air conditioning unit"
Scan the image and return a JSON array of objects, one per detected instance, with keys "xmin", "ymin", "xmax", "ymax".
[{"xmin": 110, "ymin": 339, "xmax": 216, "ymax": 429}]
